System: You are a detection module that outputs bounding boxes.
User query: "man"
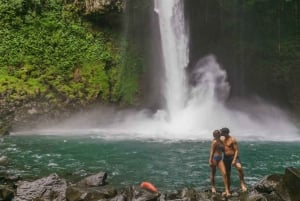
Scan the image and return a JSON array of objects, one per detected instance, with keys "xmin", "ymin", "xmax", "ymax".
[{"xmin": 220, "ymin": 127, "xmax": 247, "ymax": 192}]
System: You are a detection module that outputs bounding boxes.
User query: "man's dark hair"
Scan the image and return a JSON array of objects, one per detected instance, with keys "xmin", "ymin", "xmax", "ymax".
[{"xmin": 220, "ymin": 127, "xmax": 230, "ymax": 134}]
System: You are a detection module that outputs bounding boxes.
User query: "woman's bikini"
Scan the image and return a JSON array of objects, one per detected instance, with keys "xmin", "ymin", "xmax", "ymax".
[{"xmin": 213, "ymin": 141, "xmax": 224, "ymax": 164}]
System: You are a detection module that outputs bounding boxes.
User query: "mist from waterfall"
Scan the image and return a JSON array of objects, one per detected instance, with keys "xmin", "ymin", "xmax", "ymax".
[{"xmin": 13, "ymin": 0, "xmax": 300, "ymax": 141}]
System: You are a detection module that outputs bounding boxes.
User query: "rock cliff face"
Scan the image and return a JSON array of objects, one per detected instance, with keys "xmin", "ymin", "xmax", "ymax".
[
  {"xmin": 85, "ymin": 0, "xmax": 124, "ymax": 13},
  {"xmin": 73, "ymin": 0, "xmax": 125, "ymax": 14}
]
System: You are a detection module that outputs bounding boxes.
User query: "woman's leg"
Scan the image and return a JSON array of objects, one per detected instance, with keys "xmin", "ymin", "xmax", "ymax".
[
  {"xmin": 210, "ymin": 164, "xmax": 217, "ymax": 193},
  {"xmin": 217, "ymin": 161, "xmax": 231, "ymax": 196}
]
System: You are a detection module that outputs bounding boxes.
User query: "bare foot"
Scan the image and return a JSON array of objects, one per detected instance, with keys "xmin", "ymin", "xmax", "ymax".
[
  {"xmin": 241, "ymin": 183, "xmax": 247, "ymax": 192},
  {"xmin": 211, "ymin": 186, "xmax": 216, "ymax": 193},
  {"xmin": 222, "ymin": 192, "xmax": 231, "ymax": 197}
]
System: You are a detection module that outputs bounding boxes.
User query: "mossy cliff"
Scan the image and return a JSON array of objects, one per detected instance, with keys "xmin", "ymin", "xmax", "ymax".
[{"xmin": 0, "ymin": 0, "xmax": 144, "ymax": 135}]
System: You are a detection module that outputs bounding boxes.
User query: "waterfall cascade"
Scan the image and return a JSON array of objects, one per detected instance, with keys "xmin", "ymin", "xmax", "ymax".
[
  {"xmin": 13, "ymin": 0, "xmax": 300, "ymax": 141},
  {"xmin": 154, "ymin": 0, "xmax": 189, "ymax": 120}
]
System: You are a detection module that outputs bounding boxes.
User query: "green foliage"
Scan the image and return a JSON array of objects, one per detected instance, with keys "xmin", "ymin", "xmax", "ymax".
[
  {"xmin": 0, "ymin": 0, "xmax": 143, "ymax": 107},
  {"xmin": 112, "ymin": 41, "xmax": 144, "ymax": 104},
  {"xmin": 0, "ymin": 73, "xmax": 44, "ymax": 103}
]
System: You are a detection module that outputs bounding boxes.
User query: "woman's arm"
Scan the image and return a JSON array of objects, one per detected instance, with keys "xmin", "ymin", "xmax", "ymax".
[{"xmin": 209, "ymin": 141, "xmax": 216, "ymax": 166}]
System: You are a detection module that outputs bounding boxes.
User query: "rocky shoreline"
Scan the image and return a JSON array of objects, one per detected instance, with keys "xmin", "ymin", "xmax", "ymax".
[{"xmin": 0, "ymin": 163, "xmax": 299, "ymax": 201}]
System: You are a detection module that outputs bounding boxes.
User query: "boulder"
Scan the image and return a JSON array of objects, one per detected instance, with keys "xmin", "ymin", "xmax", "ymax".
[
  {"xmin": 122, "ymin": 185, "xmax": 160, "ymax": 201},
  {"xmin": 66, "ymin": 172, "xmax": 116, "ymax": 201},
  {"xmin": 84, "ymin": 0, "xmax": 124, "ymax": 14},
  {"xmin": 254, "ymin": 174, "xmax": 283, "ymax": 193},
  {"xmin": 0, "ymin": 156, "xmax": 8, "ymax": 166},
  {"xmin": 71, "ymin": 0, "xmax": 125, "ymax": 15},
  {"xmin": 0, "ymin": 125, "xmax": 10, "ymax": 136},
  {"xmin": 110, "ymin": 194, "xmax": 127, "ymax": 201},
  {"xmin": 13, "ymin": 173, "xmax": 67, "ymax": 201},
  {"xmin": 77, "ymin": 172, "xmax": 108, "ymax": 187},
  {"xmin": 0, "ymin": 185, "xmax": 15, "ymax": 201},
  {"xmin": 246, "ymin": 193, "xmax": 267, "ymax": 201},
  {"xmin": 276, "ymin": 167, "xmax": 300, "ymax": 201},
  {"xmin": 253, "ymin": 167, "xmax": 300, "ymax": 201},
  {"xmin": 66, "ymin": 185, "xmax": 117, "ymax": 201}
]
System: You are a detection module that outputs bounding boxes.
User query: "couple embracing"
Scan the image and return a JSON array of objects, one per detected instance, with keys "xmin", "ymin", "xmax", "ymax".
[{"xmin": 208, "ymin": 127, "xmax": 247, "ymax": 197}]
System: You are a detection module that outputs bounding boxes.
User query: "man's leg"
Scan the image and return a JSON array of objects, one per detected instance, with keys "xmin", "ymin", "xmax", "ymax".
[
  {"xmin": 235, "ymin": 162, "xmax": 247, "ymax": 192},
  {"xmin": 223, "ymin": 157, "xmax": 232, "ymax": 190}
]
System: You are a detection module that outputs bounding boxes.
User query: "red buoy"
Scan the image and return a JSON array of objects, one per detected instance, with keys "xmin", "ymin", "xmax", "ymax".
[{"xmin": 140, "ymin": 181, "xmax": 158, "ymax": 193}]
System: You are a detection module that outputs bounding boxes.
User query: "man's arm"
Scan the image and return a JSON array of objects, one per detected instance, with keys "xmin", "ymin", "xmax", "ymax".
[{"xmin": 232, "ymin": 138, "xmax": 239, "ymax": 164}]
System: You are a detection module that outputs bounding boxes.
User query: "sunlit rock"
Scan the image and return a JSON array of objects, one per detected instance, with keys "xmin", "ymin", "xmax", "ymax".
[
  {"xmin": 13, "ymin": 173, "xmax": 67, "ymax": 201},
  {"xmin": 72, "ymin": 0, "xmax": 125, "ymax": 15},
  {"xmin": 77, "ymin": 172, "xmax": 108, "ymax": 187}
]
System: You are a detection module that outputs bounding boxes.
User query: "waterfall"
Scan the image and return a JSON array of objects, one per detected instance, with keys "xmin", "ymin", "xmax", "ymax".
[
  {"xmin": 148, "ymin": 0, "xmax": 299, "ymax": 139},
  {"xmin": 16, "ymin": 0, "xmax": 299, "ymax": 141},
  {"xmin": 154, "ymin": 0, "xmax": 189, "ymax": 120},
  {"xmin": 152, "ymin": 0, "xmax": 232, "ymax": 134}
]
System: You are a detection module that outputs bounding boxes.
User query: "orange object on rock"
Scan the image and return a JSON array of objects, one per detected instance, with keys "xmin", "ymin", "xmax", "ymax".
[{"xmin": 140, "ymin": 181, "xmax": 158, "ymax": 193}]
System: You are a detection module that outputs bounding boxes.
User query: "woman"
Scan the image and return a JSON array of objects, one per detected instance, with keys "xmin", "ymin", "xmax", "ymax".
[{"xmin": 208, "ymin": 130, "xmax": 231, "ymax": 196}]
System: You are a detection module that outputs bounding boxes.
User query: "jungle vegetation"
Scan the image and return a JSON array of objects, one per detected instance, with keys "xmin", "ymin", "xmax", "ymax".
[{"xmin": 0, "ymin": 0, "xmax": 143, "ymax": 109}]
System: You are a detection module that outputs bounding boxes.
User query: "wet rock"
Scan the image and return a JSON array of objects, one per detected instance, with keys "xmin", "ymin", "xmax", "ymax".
[
  {"xmin": 0, "ymin": 185, "xmax": 14, "ymax": 201},
  {"xmin": 253, "ymin": 167, "xmax": 300, "ymax": 201},
  {"xmin": 0, "ymin": 156, "xmax": 8, "ymax": 166},
  {"xmin": 0, "ymin": 125, "xmax": 10, "ymax": 136},
  {"xmin": 246, "ymin": 193, "xmax": 268, "ymax": 201},
  {"xmin": 110, "ymin": 194, "xmax": 127, "ymax": 201},
  {"xmin": 0, "ymin": 173, "xmax": 19, "ymax": 188},
  {"xmin": 0, "ymin": 111, "xmax": 13, "ymax": 136},
  {"xmin": 66, "ymin": 172, "xmax": 116, "ymax": 201},
  {"xmin": 254, "ymin": 174, "xmax": 283, "ymax": 193},
  {"xmin": 13, "ymin": 173, "xmax": 67, "ymax": 201},
  {"xmin": 276, "ymin": 167, "xmax": 300, "ymax": 201},
  {"xmin": 122, "ymin": 185, "xmax": 160, "ymax": 201},
  {"xmin": 162, "ymin": 188, "xmax": 215, "ymax": 201},
  {"xmin": 77, "ymin": 172, "xmax": 108, "ymax": 187},
  {"xmin": 264, "ymin": 191, "xmax": 284, "ymax": 201},
  {"xmin": 66, "ymin": 185, "xmax": 117, "ymax": 201},
  {"xmin": 84, "ymin": 0, "xmax": 124, "ymax": 14}
]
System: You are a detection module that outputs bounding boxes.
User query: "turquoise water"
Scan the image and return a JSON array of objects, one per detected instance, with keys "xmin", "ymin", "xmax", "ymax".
[{"xmin": 1, "ymin": 135, "xmax": 300, "ymax": 191}]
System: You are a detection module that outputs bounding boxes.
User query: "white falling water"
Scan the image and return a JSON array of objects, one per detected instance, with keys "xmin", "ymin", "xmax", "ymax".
[
  {"xmin": 13, "ymin": 0, "xmax": 300, "ymax": 141},
  {"xmin": 154, "ymin": 0, "xmax": 189, "ymax": 120}
]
